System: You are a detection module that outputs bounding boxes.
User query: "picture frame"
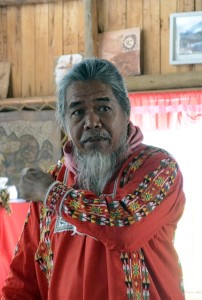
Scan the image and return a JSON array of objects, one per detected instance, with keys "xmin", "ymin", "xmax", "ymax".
[
  {"xmin": 98, "ymin": 27, "xmax": 141, "ymax": 76},
  {"xmin": 169, "ymin": 11, "xmax": 202, "ymax": 65}
]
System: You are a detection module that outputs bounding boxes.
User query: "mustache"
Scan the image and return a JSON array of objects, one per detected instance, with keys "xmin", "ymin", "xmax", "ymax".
[{"xmin": 80, "ymin": 129, "xmax": 111, "ymax": 143}]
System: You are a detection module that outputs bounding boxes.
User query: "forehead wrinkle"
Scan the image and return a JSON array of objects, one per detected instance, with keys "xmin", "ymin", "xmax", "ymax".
[{"xmin": 68, "ymin": 97, "xmax": 111, "ymax": 110}]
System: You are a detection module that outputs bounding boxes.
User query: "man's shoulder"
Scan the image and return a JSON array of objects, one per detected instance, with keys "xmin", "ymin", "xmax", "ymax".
[
  {"xmin": 131, "ymin": 143, "xmax": 174, "ymax": 160},
  {"xmin": 127, "ymin": 143, "xmax": 179, "ymax": 174}
]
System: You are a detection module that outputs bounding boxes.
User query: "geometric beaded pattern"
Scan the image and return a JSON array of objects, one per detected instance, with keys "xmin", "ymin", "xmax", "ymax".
[
  {"xmin": 35, "ymin": 182, "xmax": 67, "ymax": 283},
  {"xmin": 35, "ymin": 206, "xmax": 54, "ymax": 283},
  {"xmin": 121, "ymin": 250, "xmax": 150, "ymax": 300},
  {"xmin": 57, "ymin": 149, "xmax": 179, "ymax": 227}
]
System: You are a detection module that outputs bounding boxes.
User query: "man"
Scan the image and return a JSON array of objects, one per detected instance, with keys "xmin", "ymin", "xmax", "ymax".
[{"xmin": 1, "ymin": 58, "xmax": 186, "ymax": 300}]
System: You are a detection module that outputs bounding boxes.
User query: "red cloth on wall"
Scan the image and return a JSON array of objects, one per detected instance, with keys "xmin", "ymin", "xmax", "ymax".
[
  {"xmin": 0, "ymin": 202, "xmax": 30, "ymax": 292},
  {"xmin": 129, "ymin": 90, "xmax": 202, "ymax": 130}
]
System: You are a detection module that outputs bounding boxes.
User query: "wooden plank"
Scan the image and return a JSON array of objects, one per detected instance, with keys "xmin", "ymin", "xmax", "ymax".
[
  {"xmin": 78, "ymin": 0, "xmax": 85, "ymax": 54},
  {"xmin": 63, "ymin": 0, "xmax": 79, "ymax": 54},
  {"xmin": 195, "ymin": 0, "xmax": 202, "ymax": 12},
  {"xmin": 108, "ymin": 0, "xmax": 127, "ymax": 30},
  {"xmin": 0, "ymin": 62, "xmax": 10, "ymax": 98},
  {"xmin": 143, "ymin": 0, "xmax": 160, "ymax": 74},
  {"xmin": 21, "ymin": 4, "xmax": 35, "ymax": 97},
  {"xmin": 49, "ymin": 0, "xmax": 63, "ymax": 57},
  {"xmin": 97, "ymin": 0, "xmax": 109, "ymax": 33},
  {"xmin": 6, "ymin": 6, "xmax": 22, "ymax": 97},
  {"xmin": 125, "ymin": 71, "xmax": 202, "ymax": 91},
  {"xmin": 0, "ymin": 0, "xmax": 53, "ymax": 5},
  {"xmin": 126, "ymin": 0, "xmax": 143, "ymax": 28},
  {"xmin": 45, "ymin": 2, "xmax": 53, "ymax": 96},
  {"xmin": 177, "ymin": 0, "xmax": 195, "ymax": 11},
  {"xmin": 48, "ymin": 0, "xmax": 63, "ymax": 94},
  {"xmin": 35, "ymin": 3, "xmax": 49, "ymax": 96},
  {"xmin": 83, "ymin": 0, "xmax": 98, "ymax": 57},
  {"xmin": 160, "ymin": 0, "xmax": 177, "ymax": 74},
  {"xmin": 126, "ymin": 0, "xmax": 143, "ymax": 73},
  {"xmin": 48, "ymin": 1, "xmax": 56, "ymax": 95},
  {"xmin": 150, "ymin": 0, "xmax": 160, "ymax": 74},
  {"xmin": 0, "ymin": 7, "xmax": 7, "ymax": 61}
]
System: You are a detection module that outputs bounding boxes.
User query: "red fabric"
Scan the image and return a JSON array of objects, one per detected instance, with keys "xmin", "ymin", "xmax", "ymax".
[
  {"xmin": 1, "ymin": 143, "xmax": 185, "ymax": 300},
  {"xmin": 129, "ymin": 90, "xmax": 202, "ymax": 130},
  {"xmin": 0, "ymin": 203, "xmax": 30, "ymax": 293}
]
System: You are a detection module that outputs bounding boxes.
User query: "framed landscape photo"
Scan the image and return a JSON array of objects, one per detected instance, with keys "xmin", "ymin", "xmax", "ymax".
[{"xmin": 170, "ymin": 11, "xmax": 202, "ymax": 65}]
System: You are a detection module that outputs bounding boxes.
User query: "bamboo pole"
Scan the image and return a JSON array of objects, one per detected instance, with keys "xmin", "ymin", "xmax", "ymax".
[
  {"xmin": 0, "ymin": 96, "xmax": 56, "ymax": 111},
  {"xmin": 0, "ymin": 71, "xmax": 202, "ymax": 111},
  {"xmin": 125, "ymin": 71, "xmax": 202, "ymax": 92}
]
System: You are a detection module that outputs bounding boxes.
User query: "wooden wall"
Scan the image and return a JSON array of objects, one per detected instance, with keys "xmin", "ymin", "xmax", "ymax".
[{"xmin": 0, "ymin": 0, "xmax": 202, "ymax": 98}]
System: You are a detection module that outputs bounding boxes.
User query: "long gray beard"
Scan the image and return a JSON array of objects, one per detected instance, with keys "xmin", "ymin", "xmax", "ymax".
[{"xmin": 74, "ymin": 142, "xmax": 128, "ymax": 196}]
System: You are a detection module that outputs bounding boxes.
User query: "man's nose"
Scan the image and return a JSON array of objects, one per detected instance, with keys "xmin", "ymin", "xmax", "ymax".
[{"xmin": 84, "ymin": 112, "xmax": 102, "ymax": 130}]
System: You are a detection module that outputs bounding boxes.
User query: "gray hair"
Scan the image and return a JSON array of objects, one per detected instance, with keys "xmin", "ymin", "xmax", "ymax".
[{"xmin": 56, "ymin": 58, "xmax": 131, "ymax": 129}]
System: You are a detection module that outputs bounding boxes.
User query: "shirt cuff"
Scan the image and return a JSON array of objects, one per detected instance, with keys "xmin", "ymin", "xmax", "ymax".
[{"xmin": 44, "ymin": 181, "xmax": 62, "ymax": 209}]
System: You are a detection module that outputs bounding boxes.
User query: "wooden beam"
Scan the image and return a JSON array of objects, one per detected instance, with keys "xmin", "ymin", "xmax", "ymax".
[
  {"xmin": 125, "ymin": 71, "xmax": 202, "ymax": 92},
  {"xmin": 83, "ymin": 0, "xmax": 98, "ymax": 57},
  {"xmin": 0, "ymin": 96, "xmax": 56, "ymax": 111},
  {"xmin": 0, "ymin": 0, "xmax": 53, "ymax": 5}
]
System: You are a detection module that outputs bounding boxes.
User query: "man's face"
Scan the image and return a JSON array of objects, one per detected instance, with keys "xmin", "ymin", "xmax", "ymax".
[{"xmin": 64, "ymin": 80, "xmax": 129, "ymax": 154}]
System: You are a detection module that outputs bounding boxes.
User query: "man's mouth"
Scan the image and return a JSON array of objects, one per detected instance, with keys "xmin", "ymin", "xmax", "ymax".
[
  {"xmin": 80, "ymin": 131, "xmax": 111, "ymax": 145},
  {"xmin": 82, "ymin": 137, "xmax": 108, "ymax": 143}
]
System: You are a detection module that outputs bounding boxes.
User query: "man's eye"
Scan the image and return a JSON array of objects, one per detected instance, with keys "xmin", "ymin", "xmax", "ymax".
[
  {"xmin": 72, "ymin": 109, "xmax": 84, "ymax": 116},
  {"xmin": 99, "ymin": 106, "xmax": 111, "ymax": 113}
]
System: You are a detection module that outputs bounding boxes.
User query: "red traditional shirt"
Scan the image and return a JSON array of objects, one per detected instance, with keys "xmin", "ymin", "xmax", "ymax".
[{"xmin": 1, "ymin": 143, "xmax": 185, "ymax": 300}]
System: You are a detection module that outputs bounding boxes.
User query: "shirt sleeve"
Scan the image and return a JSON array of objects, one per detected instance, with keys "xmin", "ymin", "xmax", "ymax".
[
  {"xmin": 1, "ymin": 203, "xmax": 48, "ymax": 300},
  {"xmin": 44, "ymin": 152, "xmax": 186, "ymax": 252}
]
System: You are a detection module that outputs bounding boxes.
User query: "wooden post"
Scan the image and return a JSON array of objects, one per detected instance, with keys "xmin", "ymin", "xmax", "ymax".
[
  {"xmin": 83, "ymin": 0, "xmax": 98, "ymax": 57},
  {"xmin": 125, "ymin": 72, "xmax": 202, "ymax": 92}
]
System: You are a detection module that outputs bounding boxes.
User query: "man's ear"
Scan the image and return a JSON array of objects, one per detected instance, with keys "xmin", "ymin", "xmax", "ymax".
[{"xmin": 127, "ymin": 119, "xmax": 131, "ymax": 136}]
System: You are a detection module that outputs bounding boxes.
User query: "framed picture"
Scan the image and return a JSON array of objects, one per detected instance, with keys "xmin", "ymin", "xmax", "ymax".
[
  {"xmin": 99, "ymin": 27, "xmax": 141, "ymax": 76},
  {"xmin": 0, "ymin": 110, "xmax": 62, "ymax": 199},
  {"xmin": 170, "ymin": 11, "xmax": 202, "ymax": 65},
  {"xmin": 54, "ymin": 54, "xmax": 83, "ymax": 85}
]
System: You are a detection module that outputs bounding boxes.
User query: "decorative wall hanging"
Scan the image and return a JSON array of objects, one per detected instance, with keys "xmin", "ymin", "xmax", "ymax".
[
  {"xmin": 170, "ymin": 11, "xmax": 202, "ymax": 65},
  {"xmin": 98, "ymin": 27, "xmax": 141, "ymax": 76},
  {"xmin": 0, "ymin": 110, "xmax": 61, "ymax": 198},
  {"xmin": 54, "ymin": 54, "xmax": 83, "ymax": 85}
]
